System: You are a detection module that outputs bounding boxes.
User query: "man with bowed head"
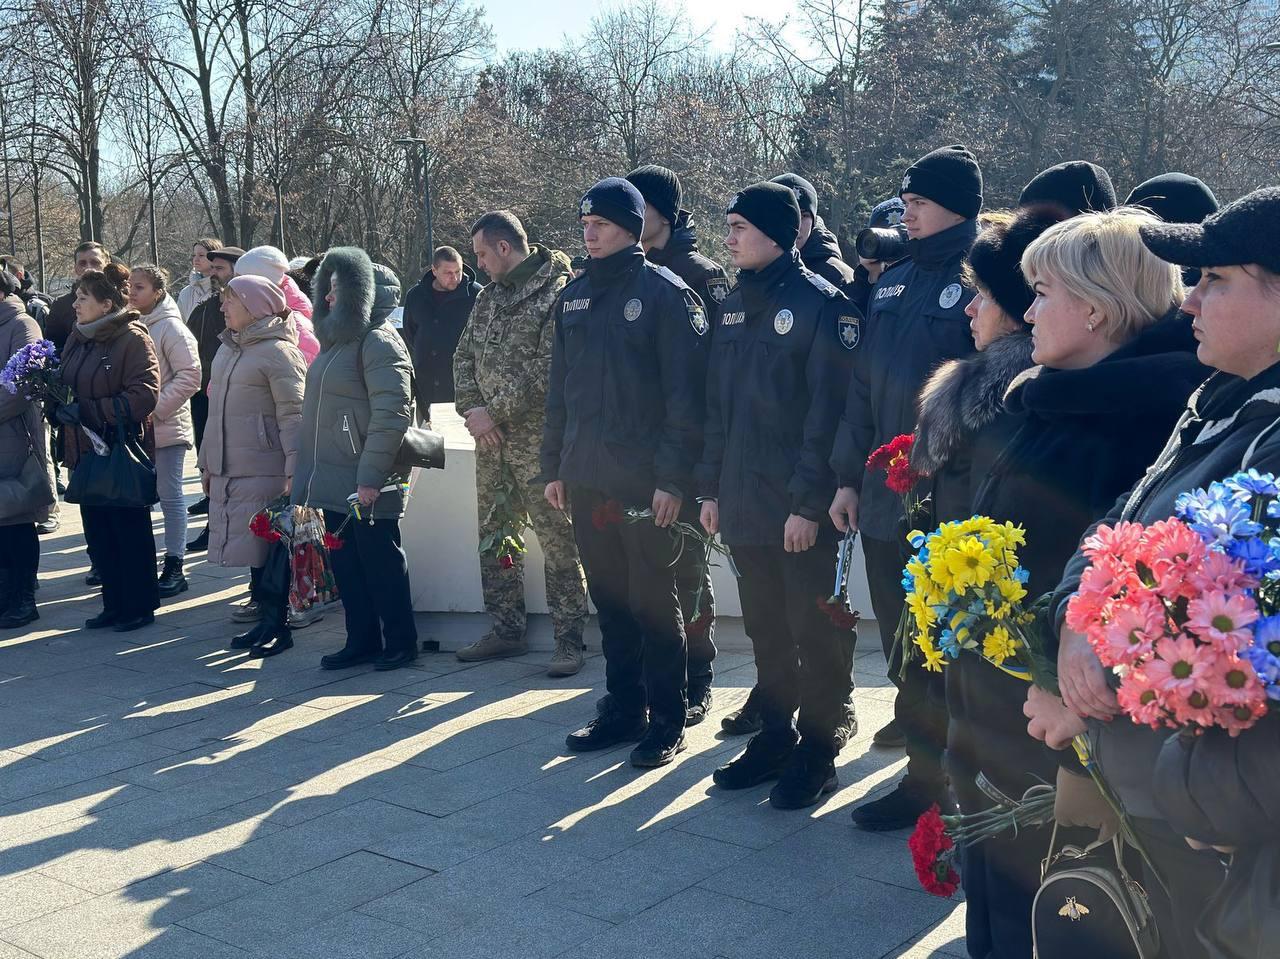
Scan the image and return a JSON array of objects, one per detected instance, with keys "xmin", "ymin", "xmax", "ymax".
[
  {"xmin": 452, "ymin": 211, "xmax": 588, "ymax": 677},
  {"xmin": 831, "ymin": 144, "xmax": 983, "ymax": 830},
  {"xmin": 541, "ymin": 177, "xmax": 710, "ymax": 768},
  {"xmin": 698, "ymin": 181, "xmax": 861, "ymax": 809}
]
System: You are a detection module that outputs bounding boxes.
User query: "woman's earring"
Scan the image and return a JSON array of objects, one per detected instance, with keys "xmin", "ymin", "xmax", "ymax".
[{"xmin": 1086, "ymin": 321, "xmax": 1095, "ymax": 331}]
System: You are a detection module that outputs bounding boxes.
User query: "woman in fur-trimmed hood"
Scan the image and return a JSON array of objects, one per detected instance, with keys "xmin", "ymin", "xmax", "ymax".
[
  {"xmin": 291, "ymin": 246, "xmax": 419, "ymax": 671},
  {"xmin": 911, "ymin": 205, "xmax": 1074, "ymax": 959}
]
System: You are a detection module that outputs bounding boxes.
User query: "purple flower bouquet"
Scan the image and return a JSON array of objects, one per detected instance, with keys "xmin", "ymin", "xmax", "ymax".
[{"xmin": 1, "ymin": 339, "xmax": 73, "ymax": 406}]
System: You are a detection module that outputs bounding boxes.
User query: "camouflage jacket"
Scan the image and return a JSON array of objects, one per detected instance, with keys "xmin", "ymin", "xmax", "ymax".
[{"xmin": 453, "ymin": 245, "xmax": 574, "ymax": 432}]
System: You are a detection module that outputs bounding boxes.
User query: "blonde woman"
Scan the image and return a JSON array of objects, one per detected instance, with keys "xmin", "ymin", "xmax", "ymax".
[
  {"xmin": 128, "ymin": 265, "xmax": 200, "ymax": 597},
  {"xmin": 943, "ymin": 207, "xmax": 1208, "ymax": 959}
]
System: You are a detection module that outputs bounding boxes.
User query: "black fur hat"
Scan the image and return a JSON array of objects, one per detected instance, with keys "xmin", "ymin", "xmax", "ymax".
[
  {"xmin": 966, "ymin": 205, "xmax": 1071, "ymax": 323},
  {"xmin": 1019, "ymin": 161, "xmax": 1117, "ymax": 216}
]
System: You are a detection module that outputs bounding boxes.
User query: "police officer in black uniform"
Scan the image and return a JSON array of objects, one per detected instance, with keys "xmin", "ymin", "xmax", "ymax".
[
  {"xmin": 542, "ymin": 176, "xmax": 710, "ymax": 768},
  {"xmin": 698, "ymin": 182, "xmax": 861, "ymax": 810},
  {"xmin": 830, "ymin": 144, "xmax": 982, "ymax": 830},
  {"xmin": 618, "ymin": 164, "xmax": 729, "ymax": 726},
  {"xmin": 771, "ymin": 173, "xmax": 857, "ymax": 291}
]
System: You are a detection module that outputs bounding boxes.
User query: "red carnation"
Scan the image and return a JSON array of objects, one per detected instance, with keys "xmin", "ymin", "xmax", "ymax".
[
  {"xmin": 816, "ymin": 595, "xmax": 860, "ymax": 630},
  {"xmin": 591, "ymin": 499, "xmax": 624, "ymax": 531},
  {"xmin": 322, "ymin": 532, "xmax": 344, "ymax": 552},
  {"xmin": 908, "ymin": 804, "xmax": 960, "ymax": 897},
  {"xmin": 499, "ymin": 554, "xmax": 515, "ymax": 569},
  {"xmin": 885, "ymin": 452, "xmax": 922, "ymax": 495},
  {"xmin": 249, "ymin": 512, "xmax": 281, "ymax": 542},
  {"xmin": 867, "ymin": 433, "xmax": 913, "ymax": 472}
]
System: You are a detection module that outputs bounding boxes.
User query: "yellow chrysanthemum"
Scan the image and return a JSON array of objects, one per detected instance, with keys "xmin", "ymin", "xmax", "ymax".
[
  {"xmin": 982, "ymin": 625, "xmax": 1020, "ymax": 665},
  {"xmin": 919, "ymin": 640, "xmax": 946, "ymax": 672},
  {"xmin": 942, "ymin": 538, "xmax": 998, "ymax": 591}
]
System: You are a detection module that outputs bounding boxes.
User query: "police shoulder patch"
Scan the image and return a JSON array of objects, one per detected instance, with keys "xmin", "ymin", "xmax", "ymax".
[
  {"xmin": 688, "ymin": 300, "xmax": 709, "ymax": 336},
  {"xmin": 837, "ymin": 314, "xmax": 861, "ymax": 350},
  {"xmin": 706, "ymin": 276, "xmax": 730, "ymax": 303},
  {"xmin": 806, "ymin": 272, "xmax": 839, "ymax": 298}
]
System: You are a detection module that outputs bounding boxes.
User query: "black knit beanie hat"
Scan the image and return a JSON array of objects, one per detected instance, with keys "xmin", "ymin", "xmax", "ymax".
[
  {"xmin": 769, "ymin": 173, "xmax": 818, "ymax": 217},
  {"xmin": 626, "ymin": 165, "xmax": 682, "ymax": 225},
  {"xmin": 900, "ymin": 145, "xmax": 983, "ymax": 219},
  {"xmin": 967, "ymin": 205, "xmax": 1071, "ymax": 325},
  {"xmin": 727, "ymin": 182, "xmax": 801, "ymax": 251},
  {"xmin": 579, "ymin": 177, "xmax": 645, "ymax": 239},
  {"xmin": 1018, "ymin": 161, "xmax": 1117, "ymax": 216},
  {"xmin": 1126, "ymin": 173, "xmax": 1219, "ymax": 226}
]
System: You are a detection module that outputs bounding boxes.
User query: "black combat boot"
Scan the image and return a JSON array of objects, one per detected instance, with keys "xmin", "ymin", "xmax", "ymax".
[
  {"xmin": 713, "ymin": 732, "xmax": 796, "ymax": 790},
  {"xmin": 566, "ymin": 708, "xmax": 649, "ymax": 752},
  {"xmin": 0, "ymin": 571, "xmax": 38, "ymax": 629},
  {"xmin": 769, "ymin": 743, "xmax": 838, "ymax": 811},
  {"xmin": 720, "ymin": 685, "xmax": 764, "ymax": 736},
  {"xmin": 157, "ymin": 555, "xmax": 188, "ymax": 599},
  {"xmin": 630, "ymin": 723, "xmax": 686, "ymax": 768}
]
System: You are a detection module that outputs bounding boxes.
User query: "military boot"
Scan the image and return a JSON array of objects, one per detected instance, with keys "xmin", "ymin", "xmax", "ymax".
[
  {"xmin": 456, "ymin": 631, "xmax": 528, "ymax": 662},
  {"xmin": 547, "ymin": 636, "xmax": 584, "ymax": 677}
]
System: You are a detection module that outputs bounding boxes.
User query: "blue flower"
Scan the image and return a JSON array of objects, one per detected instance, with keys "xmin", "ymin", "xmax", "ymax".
[
  {"xmin": 1174, "ymin": 487, "xmax": 1215, "ymax": 521},
  {"xmin": 1254, "ymin": 615, "xmax": 1280, "ymax": 658},
  {"xmin": 939, "ymin": 629, "xmax": 961, "ymax": 659},
  {"xmin": 1269, "ymin": 500, "xmax": 1280, "ymax": 522},
  {"xmin": 1189, "ymin": 499, "xmax": 1262, "ymax": 547},
  {"xmin": 1225, "ymin": 469, "xmax": 1280, "ymax": 500},
  {"xmin": 1013, "ymin": 566, "xmax": 1030, "ymax": 584},
  {"xmin": 1227, "ymin": 536, "xmax": 1280, "ymax": 577},
  {"xmin": 1243, "ymin": 645, "xmax": 1280, "ymax": 701}
]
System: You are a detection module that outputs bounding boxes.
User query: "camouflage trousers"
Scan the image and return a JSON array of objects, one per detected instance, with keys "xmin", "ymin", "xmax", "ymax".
[{"xmin": 475, "ymin": 430, "xmax": 588, "ymax": 645}]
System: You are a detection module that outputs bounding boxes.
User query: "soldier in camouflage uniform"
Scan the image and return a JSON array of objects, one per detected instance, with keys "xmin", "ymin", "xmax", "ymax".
[{"xmin": 454, "ymin": 210, "xmax": 589, "ymax": 676}]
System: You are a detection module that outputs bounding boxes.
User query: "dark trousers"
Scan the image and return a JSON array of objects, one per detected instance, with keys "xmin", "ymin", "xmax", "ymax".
[
  {"xmin": 323, "ymin": 510, "xmax": 417, "ymax": 656},
  {"xmin": 677, "ymin": 534, "xmax": 716, "ymax": 698},
  {"xmin": 81, "ymin": 504, "xmax": 159, "ymax": 619},
  {"xmin": 191, "ymin": 391, "xmax": 209, "ymax": 454},
  {"xmin": 863, "ymin": 534, "xmax": 948, "ymax": 789},
  {"xmin": 734, "ymin": 538, "xmax": 852, "ymax": 758},
  {"xmin": 569, "ymin": 487, "xmax": 687, "ymax": 730},
  {"xmin": 0, "ymin": 523, "xmax": 39, "ymax": 583}
]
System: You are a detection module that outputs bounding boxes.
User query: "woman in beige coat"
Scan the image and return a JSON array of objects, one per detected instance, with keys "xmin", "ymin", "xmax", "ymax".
[
  {"xmin": 198, "ymin": 275, "xmax": 306, "ymax": 641},
  {"xmin": 129, "ymin": 265, "xmax": 201, "ymax": 598}
]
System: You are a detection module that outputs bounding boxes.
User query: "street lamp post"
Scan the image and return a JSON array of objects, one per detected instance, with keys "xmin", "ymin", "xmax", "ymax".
[{"xmin": 393, "ymin": 137, "xmax": 433, "ymax": 269}]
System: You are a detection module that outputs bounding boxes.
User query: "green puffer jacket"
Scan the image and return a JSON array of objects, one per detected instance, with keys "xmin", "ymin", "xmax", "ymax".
[{"xmin": 291, "ymin": 247, "xmax": 414, "ymax": 519}]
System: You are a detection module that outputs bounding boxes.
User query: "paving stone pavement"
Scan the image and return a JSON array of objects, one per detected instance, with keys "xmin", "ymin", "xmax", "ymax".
[{"xmin": 0, "ymin": 461, "xmax": 966, "ymax": 959}]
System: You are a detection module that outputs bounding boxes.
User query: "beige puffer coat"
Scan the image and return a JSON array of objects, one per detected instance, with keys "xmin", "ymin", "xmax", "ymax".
[
  {"xmin": 198, "ymin": 313, "xmax": 306, "ymax": 567},
  {"xmin": 141, "ymin": 296, "xmax": 200, "ymax": 450}
]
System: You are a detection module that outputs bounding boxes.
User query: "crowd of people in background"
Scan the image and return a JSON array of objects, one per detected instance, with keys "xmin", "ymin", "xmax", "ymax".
[{"xmin": 2, "ymin": 143, "xmax": 1278, "ymax": 959}]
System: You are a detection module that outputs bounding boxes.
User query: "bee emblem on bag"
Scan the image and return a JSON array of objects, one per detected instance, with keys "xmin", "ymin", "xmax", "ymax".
[{"xmin": 1058, "ymin": 897, "xmax": 1090, "ymax": 921}]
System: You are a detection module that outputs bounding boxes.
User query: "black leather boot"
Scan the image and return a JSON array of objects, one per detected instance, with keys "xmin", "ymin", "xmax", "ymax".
[
  {"xmin": 157, "ymin": 555, "xmax": 189, "ymax": 599},
  {"xmin": 0, "ymin": 571, "xmax": 38, "ymax": 629}
]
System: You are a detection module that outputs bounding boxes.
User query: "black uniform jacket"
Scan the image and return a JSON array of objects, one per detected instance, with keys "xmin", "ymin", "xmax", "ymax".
[
  {"xmin": 696, "ymin": 248, "xmax": 860, "ymax": 547},
  {"xmin": 540, "ymin": 244, "xmax": 709, "ymax": 507},
  {"xmin": 830, "ymin": 218, "xmax": 979, "ymax": 542}
]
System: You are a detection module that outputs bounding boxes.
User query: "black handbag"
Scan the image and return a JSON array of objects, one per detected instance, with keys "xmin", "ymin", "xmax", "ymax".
[
  {"xmin": 65, "ymin": 397, "xmax": 158, "ymax": 508},
  {"xmin": 1032, "ymin": 826, "xmax": 1159, "ymax": 959},
  {"xmin": 0, "ymin": 419, "xmax": 55, "ymax": 522},
  {"xmin": 355, "ymin": 323, "xmax": 445, "ymax": 472}
]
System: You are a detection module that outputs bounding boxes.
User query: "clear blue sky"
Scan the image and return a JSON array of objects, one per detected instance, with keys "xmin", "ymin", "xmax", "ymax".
[{"xmin": 480, "ymin": 0, "xmax": 789, "ymax": 53}]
